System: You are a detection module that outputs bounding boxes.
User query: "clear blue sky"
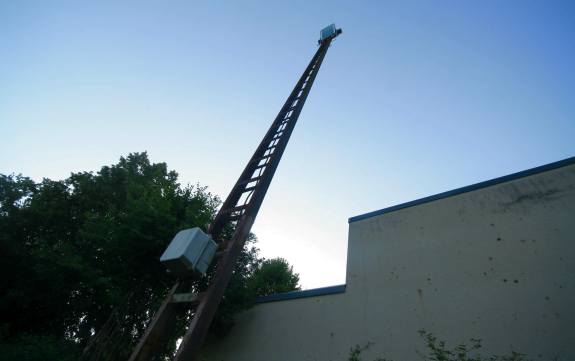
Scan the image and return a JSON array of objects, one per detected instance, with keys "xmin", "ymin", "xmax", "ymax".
[{"xmin": 1, "ymin": 1, "xmax": 574, "ymax": 289}]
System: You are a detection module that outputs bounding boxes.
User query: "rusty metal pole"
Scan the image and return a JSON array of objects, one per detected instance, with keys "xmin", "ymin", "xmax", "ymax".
[{"xmin": 129, "ymin": 26, "xmax": 341, "ymax": 361}]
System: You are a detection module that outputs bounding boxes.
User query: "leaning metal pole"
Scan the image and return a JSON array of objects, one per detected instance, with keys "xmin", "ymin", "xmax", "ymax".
[{"xmin": 129, "ymin": 27, "xmax": 341, "ymax": 361}]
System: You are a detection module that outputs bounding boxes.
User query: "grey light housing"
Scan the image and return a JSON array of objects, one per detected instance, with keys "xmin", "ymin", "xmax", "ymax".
[
  {"xmin": 160, "ymin": 227, "xmax": 217, "ymax": 277},
  {"xmin": 319, "ymin": 23, "xmax": 343, "ymax": 44}
]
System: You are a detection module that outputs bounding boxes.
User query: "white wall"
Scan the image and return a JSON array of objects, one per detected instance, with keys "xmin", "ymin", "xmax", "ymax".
[{"xmin": 201, "ymin": 161, "xmax": 575, "ymax": 361}]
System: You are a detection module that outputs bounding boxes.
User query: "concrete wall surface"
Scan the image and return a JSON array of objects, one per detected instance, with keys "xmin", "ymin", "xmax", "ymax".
[{"xmin": 200, "ymin": 159, "xmax": 575, "ymax": 361}]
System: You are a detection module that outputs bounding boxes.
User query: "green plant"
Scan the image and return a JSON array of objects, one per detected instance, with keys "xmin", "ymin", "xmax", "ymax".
[
  {"xmin": 417, "ymin": 330, "xmax": 528, "ymax": 361},
  {"xmin": 347, "ymin": 342, "xmax": 391, "ymax": 361},
  {"xmin": 347, "ymin": 331, "xmax": 537, "ymax": 361}
]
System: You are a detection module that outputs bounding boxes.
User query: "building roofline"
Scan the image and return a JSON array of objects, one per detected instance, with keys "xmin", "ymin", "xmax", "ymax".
[
  {"xmin": 256, "ymin": 284, "xmax": 346, "ymax": 304},
  {"xmin": 348, "ymin": 156, "xmax": 575, "ymax": 224}
]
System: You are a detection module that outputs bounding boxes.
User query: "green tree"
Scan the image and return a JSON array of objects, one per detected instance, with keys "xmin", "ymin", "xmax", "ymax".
[
  {"xmin": 209, "ymin": 255, "xmax": 301, "ymax": 337},
  {"xmin": 249, "ymin": 258, "xmax": 300, "ymax": 297},
  {"xmin": 0, "ymin": 153, "xmax": 299, "ymax": 360}
]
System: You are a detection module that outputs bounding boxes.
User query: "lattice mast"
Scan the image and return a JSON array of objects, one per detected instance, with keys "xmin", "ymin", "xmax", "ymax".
[{"xmin": 129, "ymin": 24, "xmax": 342, "ymax": 361}]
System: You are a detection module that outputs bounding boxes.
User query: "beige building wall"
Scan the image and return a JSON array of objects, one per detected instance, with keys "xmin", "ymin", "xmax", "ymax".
[{"xmin": 201, "ymin": 158, "xmax": 575, "ymax": 361}]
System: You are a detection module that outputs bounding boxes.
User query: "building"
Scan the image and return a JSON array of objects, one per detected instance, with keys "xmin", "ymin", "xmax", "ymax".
[{"xmin": 201, "ymin": 157, "xmax": 575, "ymax": 361}]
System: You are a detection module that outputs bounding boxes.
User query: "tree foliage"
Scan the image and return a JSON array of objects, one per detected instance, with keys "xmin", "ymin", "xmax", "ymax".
[
  {"xmin": 0, "ymin": 152, "xmax": 299, "ymax": 360},
  {"xmin": 209, "ymin": 257, "xmax": 301, "ymax": 337},
  {"xmin": 248, "ymin": 258, "xmax": 300, "ymax": 297}
]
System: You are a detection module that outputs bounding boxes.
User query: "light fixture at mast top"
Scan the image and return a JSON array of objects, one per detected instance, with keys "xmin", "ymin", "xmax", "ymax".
[{"xmin": 319, "ymin": 23, "xmax": 343, "ymax": 44}]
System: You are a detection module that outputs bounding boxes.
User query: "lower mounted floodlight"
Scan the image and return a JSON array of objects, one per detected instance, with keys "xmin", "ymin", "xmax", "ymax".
[{"xmin": 160, "ymin": 227, "xmax": 217, "ymax": 277}]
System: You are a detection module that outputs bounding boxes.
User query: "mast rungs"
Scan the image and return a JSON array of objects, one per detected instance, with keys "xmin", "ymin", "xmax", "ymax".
[
  {"xmin": 282, "ymin": 106, "xmax": 297, "ymax": 115},
  {"xmin": 228, "ymin": 214, "xmax": 243, "ymax": 221},
  {"xmin": 239, "ymin": 176, "xmax": 263, "ymax": 185},
  {"xmin": 171, "ymin": 292, "xmax": 201, "ymax": 305},
  {"xmin": 223, "ymin": 205, "xmax": 246, "ymax": 214},
  {"xmin": 251, "ymin": 154, "xmax": 273, "ymax": 164},
  {"xmin": 242, "ymin": 185, "xmax": 257, "ymax": 193}
]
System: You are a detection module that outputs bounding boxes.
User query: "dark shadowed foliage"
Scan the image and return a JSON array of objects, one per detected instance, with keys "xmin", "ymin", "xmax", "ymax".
[{"xmin": 0, "ymin": 153, "xmax": 299, "ymax": 360}]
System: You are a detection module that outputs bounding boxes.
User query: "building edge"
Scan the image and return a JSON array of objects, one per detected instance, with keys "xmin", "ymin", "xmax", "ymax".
[{"xmin": 349, "ymin": 156, "xmax": 575, "ymax": 224}]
